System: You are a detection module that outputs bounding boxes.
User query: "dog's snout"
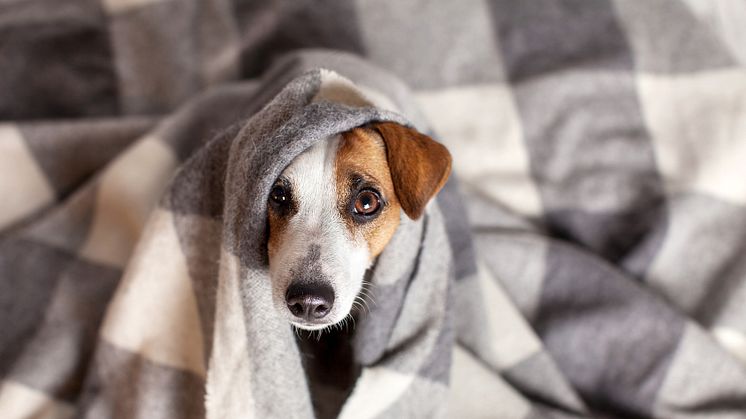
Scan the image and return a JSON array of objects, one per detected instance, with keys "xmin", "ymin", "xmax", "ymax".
[{"xmin": 285, "ymin": 283, "xmax": 335, "ymax": 322}]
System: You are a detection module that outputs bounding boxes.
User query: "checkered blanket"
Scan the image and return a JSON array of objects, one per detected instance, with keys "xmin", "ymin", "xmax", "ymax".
[{"xmin": 2, "ymin": 1, "xmax": 746, "ymax": 418}]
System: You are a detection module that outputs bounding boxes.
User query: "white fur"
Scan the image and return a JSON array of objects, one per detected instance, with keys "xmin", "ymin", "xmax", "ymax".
[{"xmin": 269, "ymin": 135, "xmax": 370, "ymax": 330}]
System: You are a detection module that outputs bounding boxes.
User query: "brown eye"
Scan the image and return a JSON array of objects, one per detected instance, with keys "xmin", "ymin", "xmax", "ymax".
[{"xmin": 353, "ymin": 190, "xmax": 382, "ymax": 216}]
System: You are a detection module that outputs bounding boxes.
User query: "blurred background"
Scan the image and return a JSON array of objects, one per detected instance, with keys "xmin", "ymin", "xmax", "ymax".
[{"xmin": 3, "ymin": 0, "xmax": 745, "ymax": 285}]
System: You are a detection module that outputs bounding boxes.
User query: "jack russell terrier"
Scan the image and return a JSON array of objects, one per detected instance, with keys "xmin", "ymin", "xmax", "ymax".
[{"xmin": 267, "ymin": 122, "xmax": 451, "ymax": 331}]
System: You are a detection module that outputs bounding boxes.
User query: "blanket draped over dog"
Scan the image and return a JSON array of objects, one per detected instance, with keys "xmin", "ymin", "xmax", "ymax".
[{"xmin": 2, "ymin": 2, "xmax": 746, "ymax": 418}]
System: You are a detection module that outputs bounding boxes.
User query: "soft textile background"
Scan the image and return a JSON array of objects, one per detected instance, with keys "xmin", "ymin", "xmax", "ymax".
[{"xmin": 1, "ymin": 1, "xmax": 746, "ymax": 418}]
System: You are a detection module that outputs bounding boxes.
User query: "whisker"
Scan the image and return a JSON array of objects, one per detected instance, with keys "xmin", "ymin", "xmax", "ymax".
[
  {"xmin": 358, "ymin": 286, "xmax": 377, "ymax": 309},
  {"xmin": 358, "ymin": 295, "xmax": 372, "ymax": 314},
  {"xmin": 353, "ymin": 296, "xmax": 370, "ymax": 316}
]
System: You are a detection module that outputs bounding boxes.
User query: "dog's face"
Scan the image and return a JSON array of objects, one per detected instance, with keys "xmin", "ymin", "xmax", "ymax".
[{"xmin": 267, "ymin": 122, "xmax": 451, "ymax": 330}]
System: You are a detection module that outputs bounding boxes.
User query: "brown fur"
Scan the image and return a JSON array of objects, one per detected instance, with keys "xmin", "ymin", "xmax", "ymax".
[
  {"xmin": 267, "ymin": 206, "xmax": 288, "ymax": 260},
  {"xmin": 336, "ymin": 128, "xmax": 401, "ymax": 258}
]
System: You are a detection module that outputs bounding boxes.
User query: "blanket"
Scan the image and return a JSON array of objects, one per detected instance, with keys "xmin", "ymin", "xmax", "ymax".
[{"xmin": 2, "ymin": 1, "xmax": 746, "ymax": 418}]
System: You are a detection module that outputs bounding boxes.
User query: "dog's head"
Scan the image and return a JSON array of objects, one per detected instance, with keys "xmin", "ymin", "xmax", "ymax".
[{"xmin": 266, "ymin": 122, "xmax": 451, "ymax": 330}]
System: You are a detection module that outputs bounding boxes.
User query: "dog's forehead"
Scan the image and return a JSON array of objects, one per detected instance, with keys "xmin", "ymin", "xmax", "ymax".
[
  {"xmin": 336, "ymin": 129, "xmax": 389, "ymax": 184},
  {"xmin": 283, "ymin": 135, "xmax": 338, "ymax": 174},
  {"xmin": 281, "ymin": 135, "xmax": 340, "ymax": 203}
]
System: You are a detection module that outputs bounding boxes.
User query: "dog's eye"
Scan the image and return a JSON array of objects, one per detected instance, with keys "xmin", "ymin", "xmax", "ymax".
[
  {"xmin": 353, "ymin": 190, "xmax": 382, "ymax": 217},
  {"xmin": 270, "ymin": 184, "xmax": 290, "ymax": 206}
]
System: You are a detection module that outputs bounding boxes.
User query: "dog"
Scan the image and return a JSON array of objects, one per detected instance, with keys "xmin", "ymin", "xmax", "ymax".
[{"xmin": 267, "ymin": 122, "xmax": 452, "ymax": 331}]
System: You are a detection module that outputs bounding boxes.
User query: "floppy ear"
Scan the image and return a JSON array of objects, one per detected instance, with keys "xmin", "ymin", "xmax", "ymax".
[{"xmin": 371, "ymin": 122, "xmax": 452, "ymax": 220}]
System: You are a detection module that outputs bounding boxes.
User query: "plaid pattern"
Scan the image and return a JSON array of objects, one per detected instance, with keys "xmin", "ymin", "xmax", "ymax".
[{"xmin": 2, "ymin": 1, "xmax": 746, "ymax": 418}]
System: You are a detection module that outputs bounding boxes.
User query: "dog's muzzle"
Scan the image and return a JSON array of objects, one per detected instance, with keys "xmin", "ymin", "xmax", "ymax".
[{"xmin": 285, "ymin": 282, "xmax": 335, "ymax": 324}]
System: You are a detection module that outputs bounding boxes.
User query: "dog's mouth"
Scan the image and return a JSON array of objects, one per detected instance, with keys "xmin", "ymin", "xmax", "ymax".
[
  {"xmin": 289, "ymin": 319, "xmax": 339, "ymax": 331},
  {"xmin": 286, "ymin": 309, "xmax": 352, "ymax": 331}
]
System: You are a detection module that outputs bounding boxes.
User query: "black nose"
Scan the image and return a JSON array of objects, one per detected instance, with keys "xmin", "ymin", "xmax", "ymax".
[{"xmin": 285, "ymin": 282, "xmax": 335, "ymax": 322}]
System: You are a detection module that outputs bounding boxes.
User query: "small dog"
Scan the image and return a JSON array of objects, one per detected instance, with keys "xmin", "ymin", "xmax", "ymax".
[{"xmin": 267, "ymin": 122, "xmax": 451, "ymax": 330}]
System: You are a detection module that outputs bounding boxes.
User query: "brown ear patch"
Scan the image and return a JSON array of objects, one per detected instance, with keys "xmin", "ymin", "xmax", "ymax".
[{"xmin": 370, "ymin": 122, "xmax": 452, "ymax": 220}]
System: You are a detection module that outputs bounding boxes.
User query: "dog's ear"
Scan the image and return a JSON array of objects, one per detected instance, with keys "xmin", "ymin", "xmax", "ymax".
[{"xmin": 371, "ymin": 122, "xmax": 452, "ymax": 220}]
